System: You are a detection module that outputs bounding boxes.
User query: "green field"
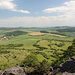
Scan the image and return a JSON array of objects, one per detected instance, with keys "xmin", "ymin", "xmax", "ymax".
[{"xmin": 0, "ymin": 27, "xmax": 74, "ymax": 70}]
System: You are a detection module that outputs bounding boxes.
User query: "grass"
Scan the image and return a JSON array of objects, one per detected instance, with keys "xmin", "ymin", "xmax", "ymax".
[
  {"xmin": 37, "ymin": 54, "xmax": 46, "ymax": 62},
  {"xmin": 0, "ymin": 29, "xmax": 74, "ymax": 70},
  {"xmin": 0, "ymin": 49, "xmax": 30, "ymax": 70}
]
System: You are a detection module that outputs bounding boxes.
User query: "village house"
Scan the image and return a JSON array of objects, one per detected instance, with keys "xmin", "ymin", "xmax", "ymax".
[{"xmin": 0, "ymin": 37, "xmax": 8, "ymax": 41}]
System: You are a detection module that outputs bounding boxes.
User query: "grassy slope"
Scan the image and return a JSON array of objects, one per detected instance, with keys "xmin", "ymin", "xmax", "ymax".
[{"xmin": 0, "ymin": 31, "xmax": 74, "ymax": 70}]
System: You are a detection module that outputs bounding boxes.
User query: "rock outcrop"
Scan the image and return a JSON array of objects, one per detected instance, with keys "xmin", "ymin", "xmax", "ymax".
[
  {"xmin": 0, "ymin": 65, "xmax": 27, "ymax": 75},
  {"xmin": 62, "ymin": 72, "xmax": 75, "ymax": 75},
  {"xmin": 0, "ymin": 56, "xmax": 75, "ymax": 75},
  {"xmin": 49, "ymin": 56, "xmax": 75, "ymax": 75}
]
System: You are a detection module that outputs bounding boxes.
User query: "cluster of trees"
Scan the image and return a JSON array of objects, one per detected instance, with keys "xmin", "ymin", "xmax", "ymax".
[
  {"xmin": 0, "ymin": 44, "xmax": 24, "ymax": 55},
  {"xmin": 6, "ymin": 44, "xmax": 23, "ymax": 47},
  {"xmin": 33, "ymin": 40, "xmax": 48, "ymax": 50},
  {"xmin": 20, "ymin": 54, "xmax": 50, "ymax": 75},
  {"xmin": 0, "ymin": 44, "xmax": 23, "ymax": 49},
  {"xmin": 5, "ymin": 31, "xmax": 28, "ymax": 36},
  {"xmin": 34, "ymin": 52, "xmax": 49, "ymax": 59},
  {"xmin": 55, "ymin": 43, "xmax": 65, "ymax": 47},
  {"xmin": 52, "ymin": 39, "xmax": 75, "ymax": 66},
  {"xmin": 63, "ymin": 39, "xmax": 75, "ymax": 59},
  {"xmin": 40, "ymin": 31, "xmax": 49, "ymax": 33},
  {"xmin": 0, "ymin": 34, "xmax": 74, "ymax": 74},
  {"xmin": 50, "ymin": 32, "xmax": 66, "ymax": 36},
  {"xmin": 33, "ymin": 44, "xmax": 47, "ymax": 50},
  {"xmin": 57, "ymin": 27, "xmax": 75, "ymax": 32},
  {"xmin": 0, "ymin": 50, "xmax": 10, "ymax": 54}
]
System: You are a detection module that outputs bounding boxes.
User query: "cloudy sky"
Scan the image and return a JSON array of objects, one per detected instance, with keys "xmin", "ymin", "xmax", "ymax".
[{"xmin": 0, "ymin": 0, "xmax": 75, "ymax": 27}]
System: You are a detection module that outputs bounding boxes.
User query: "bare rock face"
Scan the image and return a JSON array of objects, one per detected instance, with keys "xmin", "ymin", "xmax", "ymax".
[
  {"xmin": 60, "ymin": 56, "xmax": 75, "ymax": 73},
  {"xmin": 0, "ymin": 71, "xmax": 3, "ymax": 75},
  {"xmin": 62, "ymin": 72, "xmax": 75, "ymax": 75},
  {"xmin": 1, "ymin": 65, "xmax": 27, "ymax": 75},
  {"xmin": 49, "ymin": 56, "xmax": 75, "ymax": 75}
]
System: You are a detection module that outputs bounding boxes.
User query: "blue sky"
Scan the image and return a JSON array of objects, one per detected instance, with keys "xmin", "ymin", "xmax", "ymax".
[{"xmin": 0, "ymin": 0, "xmax": 75, "ymax": 27}]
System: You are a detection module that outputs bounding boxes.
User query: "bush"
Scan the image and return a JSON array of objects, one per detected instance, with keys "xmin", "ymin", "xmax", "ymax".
[
  {"xmin": 5, "ymin": 31, "xmax": 28, "ymax": 36},
  {"xmin": 40, "ymin": 31, "xmax": 49, "ymax": 33},
  {"xmin": 21, "ymin": 54, "xmax": 40, "ymax": 68},
  {"xmin": 38, "ymin": 60, "xmax": 50, "ymax": 74}
]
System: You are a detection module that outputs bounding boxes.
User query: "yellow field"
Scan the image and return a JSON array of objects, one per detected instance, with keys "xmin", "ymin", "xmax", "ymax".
[
  {"xmin": 28, "ymin": 32, "xmax": 48, "ymax": 35},
  {"xmin": 28, "ymin": 32, "xmax": 67, "ymax": 37},
  {"xmin": 49, "ymin": 33, "xmax": 67, "ymax": 37}
]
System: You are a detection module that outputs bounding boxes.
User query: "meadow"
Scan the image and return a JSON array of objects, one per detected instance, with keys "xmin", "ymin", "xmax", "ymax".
[{"xmin": 0, "ymin": 27, "xmax": 74, "ymax": 71}]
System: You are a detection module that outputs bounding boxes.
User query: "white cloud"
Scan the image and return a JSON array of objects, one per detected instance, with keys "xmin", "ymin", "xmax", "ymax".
[
  {"xmin": 0, "ymin": 0, "xmax": 30, "ymax": 13},
  {"xmin": 0, "ymin": 0, "xmax": 75, "ymax": 27},
  {"xmin": 42, "ymin": 0, "xmax": 75, "ymax": 27},
  {"xmin": 43, "ymin": 0, "xmax": 75, "ymax": 17},
  {"xmin": 13, "ymin": 9, "xmax": 30, "ymax": 14},
  {"xmin": 0, "ymin": 15, "xmax": 74, "ymax": 27}
]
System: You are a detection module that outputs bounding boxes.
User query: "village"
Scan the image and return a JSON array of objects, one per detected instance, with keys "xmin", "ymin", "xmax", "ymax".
[{"xmin": 0, "ymin": 37, "xmax": 9, "ymax": 41}]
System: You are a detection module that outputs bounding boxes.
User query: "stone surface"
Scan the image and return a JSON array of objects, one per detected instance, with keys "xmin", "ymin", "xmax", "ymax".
[
  {"xmin": 62, "ymin": 72, "xmax": 75, "ymax": 75},
  {"xmin": 49, "ymin": 56, "xmax": 75, "ymax": 75},
  {"xmin": 0, "ymin": 65, "xmax": 27, "ymax": 75}
]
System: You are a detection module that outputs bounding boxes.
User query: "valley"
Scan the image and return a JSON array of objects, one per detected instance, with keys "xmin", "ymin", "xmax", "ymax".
[{"xmin": 0, "ymin": 27, "xmax": 74, "ymax": 74}]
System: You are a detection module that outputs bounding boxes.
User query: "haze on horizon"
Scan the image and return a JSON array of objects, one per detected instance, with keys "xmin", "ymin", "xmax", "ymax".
[{"xmin": 0, "ymin": 0, "xmax": 75, "ymax": 27}]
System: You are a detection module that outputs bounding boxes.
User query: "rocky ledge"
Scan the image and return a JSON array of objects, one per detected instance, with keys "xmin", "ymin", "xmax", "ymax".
[
  {"xmin": 50, "ymin": 56, "xmax": 75, "ymax": 75},
  {"xmin": 0, "ymin": 65, "xmax": 27, "ymax": 75},
  {"xmin": 0, "ymin": 56, "xmax": 75, "ymax": 75}
]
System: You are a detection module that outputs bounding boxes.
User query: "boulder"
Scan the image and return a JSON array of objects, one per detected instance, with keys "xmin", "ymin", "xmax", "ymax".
[
  {"xmin": 62, "ymin": 72, "xmax": 75, "ymax": 75},
  {"xmin": 60, "ymin": 56, "xmax": 75, "ymax": 72},
  {"xmin": 1, "ymin": 65, "xmax": 27, "ymax": 75},
  {"xmin": 49, "ymin": 56, "xmax": 75, "ymax": 75}
]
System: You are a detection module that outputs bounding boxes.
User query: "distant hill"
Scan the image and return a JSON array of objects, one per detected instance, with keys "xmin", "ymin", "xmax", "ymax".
[
  {"xmin": 57, "ymin": 27, "xmax": 75, "ymax": 32},
  {"xmin": 5, "ymin": 31, "xmax": 28, "ymax": 36},
  {"xmin": 40, "ymin": 31, "xmax": 49, "ymax": 33}
]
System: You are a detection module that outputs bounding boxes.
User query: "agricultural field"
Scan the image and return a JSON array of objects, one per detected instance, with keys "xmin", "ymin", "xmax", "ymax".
[{"xmin": 0, "ymin": 27, "xmax": 74, "ymax": 70}]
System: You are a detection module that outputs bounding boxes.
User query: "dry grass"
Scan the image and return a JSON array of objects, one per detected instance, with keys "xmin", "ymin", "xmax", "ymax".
[
  {"xmin": 28, "ymin": 32, "xmax": 48, "ymax": 36},
  {"xmin": 28, "ymin": 32, "xmax": 67, "ymax": 37},
  {"xmin": 49, "ymin": 33, "xmax": 67, "ymax": 37}
]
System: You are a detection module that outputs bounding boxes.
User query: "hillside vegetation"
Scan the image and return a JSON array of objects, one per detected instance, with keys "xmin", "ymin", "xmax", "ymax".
[
  {"xmin": 5, "ymin": 31, "xmax": 28, "ymax": 36},
  {"xmin": 0, "ymin": 27, "xmax": 74, "ymax": 74},
  {"xmin": 57, "ymin": 27, "xmax": 75, "ymax": 32}
]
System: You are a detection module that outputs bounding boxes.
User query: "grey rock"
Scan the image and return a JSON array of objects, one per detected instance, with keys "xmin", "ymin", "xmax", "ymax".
[
  {"xmin": 0, "ymin": 71, "xmax": 3, "ymax": 75},
  {"xmin": 49, "ymin": 56, "xmax": 75, "ymax": 75},
  {"xmin": 1, "ymin": 65, "xmax": 27, "ymax": 75},
  {"xmin": 62, "ymin": 72, "xmax": 75, "ymax": 75}
]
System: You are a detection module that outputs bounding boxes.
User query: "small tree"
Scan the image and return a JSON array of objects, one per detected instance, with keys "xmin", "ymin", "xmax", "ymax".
[
  {"xmin": 52, "ymin": 39, "xmax": 75, "ymax": 66},
  {"xmin": 21, "ymin": 54, "xmax": 40, "ymax": 68},
  {"xmin": 63, "ymin": 39, "xmax": 75, "ymax": 60},
  {"xmin": 38, "ymin": 60, "xmax": 50, "ymax": 74}
]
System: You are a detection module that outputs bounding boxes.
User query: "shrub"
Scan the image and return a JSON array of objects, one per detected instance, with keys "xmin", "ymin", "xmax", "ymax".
[
  {"xmin": 21, "ymin": 54, "xmax": 40, "ymax": 68},
  {"xmin": 5, "ymin": 31, "xmax": 28, "ymax": 36}
]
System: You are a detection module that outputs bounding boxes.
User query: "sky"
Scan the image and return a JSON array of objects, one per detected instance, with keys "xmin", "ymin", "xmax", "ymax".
[{"xmin": 0, "ymin": 0, "xmax": 75, "ymax": 27}]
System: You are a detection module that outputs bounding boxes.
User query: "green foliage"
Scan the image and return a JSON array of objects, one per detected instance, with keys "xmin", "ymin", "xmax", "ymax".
[
  {"xmin": 0, "ymin": 44, "xmax": 23, "ymax": 49},
  {"xmin": 55, "ymin": 42, "xmax": 65, "ymax": 47},
  {"xmin": 52, "ymin": 39, "xmax": 75, "ymax": 66},
  {"xmin": 73, "ymin": 39, "xmax": 75, "ymax": 44},
  {"xmin": 38, "ymin": 60, "xmax": 50, "ymax": 74},
  {"xmin": 33, "ymin": 44, "xmax": 48, "ymax": 50},
  {"xmin": 21, "ymin": 54, "xmax": 40, "ymax": 68},
  {"xmin": 0, "ymin": 63, "xmax": 9, "ymax": 70},
  {"xmin": 5, "ymin": 31, "xmax": 28, "ymax": 36},
  {"xmin": 6, "ymin": 44, "xmax": 23, "ymax": 47},
  {"xmin": 40, "ymin": 31, "xmax": 49, "ymax": 33},
  {"xmin": 50, "ymin": 32, "xmax": 67, "ymax": 36},
  {"xmin": 0, "ymin": 27, "xmax": 74, "ymax": 71},
  {"xmin": 0, "ymin": 50, "xmax": 10, "ymax": 54},
  {"xmin": 63, "ymin": 39, "xmax": 75, "ymax": 58},
  {"xmin": 57, "ymin": 27, "xmax": 75, "ymax": 32},
  {"xmin": 34, "ymin": 52, "xmax": 49, "ymax": 59}
]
